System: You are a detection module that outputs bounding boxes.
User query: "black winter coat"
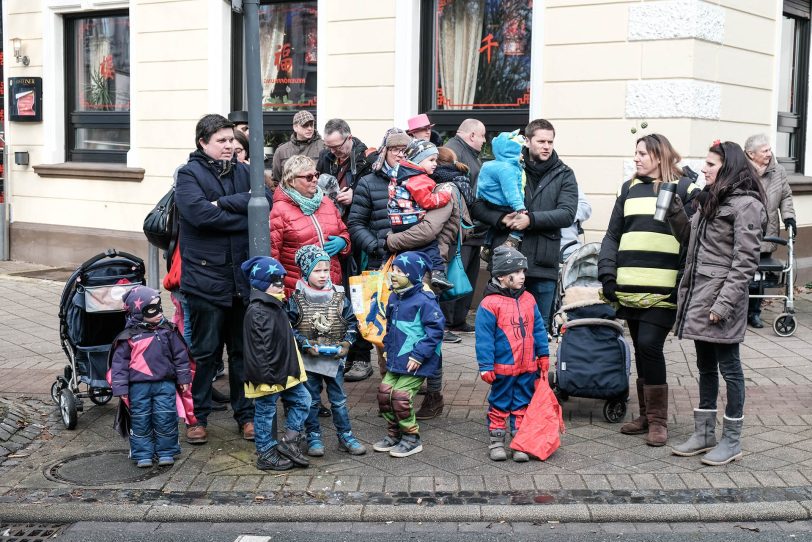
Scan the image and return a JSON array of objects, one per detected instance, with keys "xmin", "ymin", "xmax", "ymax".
[
  {"xmin": 470, "ymin": 150, "xmax": 578, "ymax": 280},
  {"xmin": 243, "ymin": 290, "xmax": 302, "ymax": 386},
  {"xmin": 176, "ymin": 151, "xmax": 267, "ymax": 307},
  {"xmin": 347, "ymin": 168, "xmax": 392, "ymax": 270}
]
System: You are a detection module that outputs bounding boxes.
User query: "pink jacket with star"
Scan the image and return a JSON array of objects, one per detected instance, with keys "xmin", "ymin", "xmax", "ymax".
[{"xmin": 109, "ymin": 321, "xmax": 192, "ymax": 396}]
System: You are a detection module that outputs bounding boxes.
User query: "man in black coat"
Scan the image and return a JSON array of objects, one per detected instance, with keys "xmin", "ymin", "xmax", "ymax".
[
  {"xmin": 175, "ymin": 113, "xmax": 267, "ymax": 445},
  {"xmin": 470, "ymin": 118, "xmax": 578, "ymax": 332}
]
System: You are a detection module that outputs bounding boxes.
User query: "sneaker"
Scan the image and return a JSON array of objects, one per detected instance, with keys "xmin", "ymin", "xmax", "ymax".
[
  {"xmin": 157, "ymin": 456, "xmax": 175, "ymax": 467},
  {"xmin": 241, "ymin": 422, "xmax": 255, "ymax": 441},
  {"xmin": 136, "ymin": 459, "xmax": 153, "ymax": 468},
  {"xmin": 277, "ymin": 435, "xmax": 310, "ymax": 467},
  {"xmin": 389, "ymin": 434, "xmax": 423, "ymax": 458},
  {"xmin": 344, "ymin": 360, "xmax": 374, "ymax": 382},
  {"xmin": 307, "ymin": 432, "xmax": 325, "ymax": 457},
  {"xmin": 431, "ymin": 270, "xmax": 453, "ymax": 291},
  {"xmin": 186, "ymin": 425, "xmax": 208, "ymax": 445},
  {"xmin": 338, "ymin": 432, "xmax": 367, "ymax": 455},
  {"xmin": 480, "ymin": 246, "xmax": 492, "ymax": 263},
  {"xmin": 443, "ymin": 330, "xmax": 462, "ymax": 344},
  {"xmin": 372, "ymin": 435, "xmax": 401, "ymax": 453},
  {"xmin": 317, "ymin": 403, "xmax": 332, "ymax": 418},
  {"xmin": 256, "ymin": 447, "xmax": 293, "ymax": 471},
  {"xmin": 449, "ymin": 323, "xmax": 475, "ymax": 334},
  {"xmin": 212, "ymin": 363, "xmax": 226, "ymax": 382}
]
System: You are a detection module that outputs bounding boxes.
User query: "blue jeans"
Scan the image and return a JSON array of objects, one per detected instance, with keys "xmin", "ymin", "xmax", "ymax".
[
  {"xmin": 254, "ymin": 384, "xmax": 311, "ymax": 455},
  {"xmin": 178, "ymin": 293, "xmax": 192, "ymax": 346},
  {"xmin": 128, "ymin": 381, "xmax": 179, "ymax": 461},
  {"xmin": 695, "ymin": 341, "xmax": 745, "ymax": 418},
  {"xmin": 525, "ymin": 277, "xmax": 556, "ymax": 333},
  {"xmin": 304, "ymin": 370, "xmax": 351, "ymax": 436}
]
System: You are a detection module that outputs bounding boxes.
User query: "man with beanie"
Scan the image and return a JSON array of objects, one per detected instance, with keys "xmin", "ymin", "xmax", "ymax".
[
  {"xmin": 374, "ymin": 251, "xmax": 445, "ymax": 458},
  {"xmin": 390, "ymin": 138, "xmax": 454, "ymax": 291},
  {"xmin": 345, "ymin": 127, "xmax": 412, "ymax": 382},
  {"xmin": 272, "ymin": 110, "xmax": 325, "ymax": 184},
  {"xmin": 241, "ymin": 256, "xmax": 311, "ymax": 471},
  {"xmin": 475, "ymin": 246, "xmax": 550, "ymax": 462}
]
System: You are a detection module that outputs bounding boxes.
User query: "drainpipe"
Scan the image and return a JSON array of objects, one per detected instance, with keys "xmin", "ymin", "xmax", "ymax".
[{"xmin": 0, "ymin": 134, "xmax": 8, "ymax": 261}]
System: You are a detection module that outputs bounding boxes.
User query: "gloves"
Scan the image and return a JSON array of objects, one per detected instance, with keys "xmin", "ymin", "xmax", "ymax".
[
  {"xmin": 601, "ymin": 278, "xmax": 618, "ymax": 302},
  {"xmin": 336, "ymin": 341, "xmax": 351, "ymax": 358},
  {"xmin": 785, "ymin": 218, "xmax": 797, "ymax": 238},
  {"xmin": 536, "ymin": 355, "xmax": 550, "ymax": 375},
  {"xmin": 323, "ymin": 235, "xmax": 347, "ymax": 256},
  {"xmin": 480, "ymin": 370, "xmax": 496, "ymax": 384}
]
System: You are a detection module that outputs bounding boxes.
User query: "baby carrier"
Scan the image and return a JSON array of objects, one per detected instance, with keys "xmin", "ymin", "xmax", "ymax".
[
  {"xmin": 552, "ymin": 242, "xmax": 631, "ymax": 423},
  {"xmin": 52, "ymin": 249, "xmax": 146, "ymax": 429}
]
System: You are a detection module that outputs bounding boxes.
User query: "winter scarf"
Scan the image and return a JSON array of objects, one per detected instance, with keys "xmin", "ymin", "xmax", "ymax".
[{"xmin": 282, "ymin": 185, "xmax": 324, "ymax": 216}]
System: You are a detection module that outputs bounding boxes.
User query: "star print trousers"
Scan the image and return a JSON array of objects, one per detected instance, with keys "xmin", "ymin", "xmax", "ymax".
[{"xmin": 378, "ymin": 372, "xmax": 424, "ymax": 436}]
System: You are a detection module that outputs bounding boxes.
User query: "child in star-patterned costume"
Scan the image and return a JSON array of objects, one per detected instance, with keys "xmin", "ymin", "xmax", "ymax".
[
  {"xmin": 373, "ymin": 251, "xmax": 445, "ymax": 458},
  {"xmin": 110, "ymin": 286, "xmax": 191, "ymax": 468}
]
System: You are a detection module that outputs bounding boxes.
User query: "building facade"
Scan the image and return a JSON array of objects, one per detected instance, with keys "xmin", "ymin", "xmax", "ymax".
[{"xmin": 2, "ymin": 0, "xmax": 810, "ymax": 278}]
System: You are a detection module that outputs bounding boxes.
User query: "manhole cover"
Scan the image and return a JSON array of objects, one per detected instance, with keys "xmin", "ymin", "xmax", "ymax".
[
  {"xmin": 44, "ymin": 450, "xmax": 169, "ymax": 485},
  {"xmin": 8, "ymin": 267, "xmax": 75, "ymax": 282},
  {"xmin": 0, "ymin": 523, "xmax": 67, "ymax": 541}
]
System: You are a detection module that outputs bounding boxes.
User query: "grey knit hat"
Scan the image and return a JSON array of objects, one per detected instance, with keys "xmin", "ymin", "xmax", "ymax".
[
  {"xmin": 373, "ymin": 127, "xmax": 411, "ymax": 171},
  {"xmin": 491, "ymin": 246, "xmax": 527, "ymax": 277},
  {"xmin": 404, "ymin": 138, "xmax": 438, "ymax": 166}
]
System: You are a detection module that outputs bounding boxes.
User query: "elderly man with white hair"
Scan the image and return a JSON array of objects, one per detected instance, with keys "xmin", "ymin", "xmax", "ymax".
[{"xmin": 744, "ymin": 133, "xmax": 796, "ymax": 329}]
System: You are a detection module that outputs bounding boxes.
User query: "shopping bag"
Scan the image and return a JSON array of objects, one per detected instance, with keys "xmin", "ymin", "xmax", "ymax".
[
  {"xmin": 509, "ymin": 377, "xmax": 566, "ymax": 460},
  {"xmin": 349, "ymin": 256, "xmax": 394, "ymax": 348}
]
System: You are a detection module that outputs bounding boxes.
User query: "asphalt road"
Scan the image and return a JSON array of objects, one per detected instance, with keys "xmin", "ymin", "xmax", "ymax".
[{"xmin": 48, "ymin": 521, "xmax": 812, "ymax": 542}]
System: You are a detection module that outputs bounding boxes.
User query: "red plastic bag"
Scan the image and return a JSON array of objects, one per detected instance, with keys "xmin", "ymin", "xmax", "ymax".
[{"xmin": 509, "ymin": 378, "xmax": 565, "ymax": 461}]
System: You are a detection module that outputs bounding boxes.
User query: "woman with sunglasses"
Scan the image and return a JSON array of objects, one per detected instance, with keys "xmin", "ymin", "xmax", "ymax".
[
  {"xmin": 598, "ymin": 133, "xmax": 701, "ymax": 447},
  {"xmin": 271, "ymin": 155, "xmax": 351, "ymax": 295},
  {"xmin": 667, "ymin": 141, "xmax": 766, "ymax": 465}
]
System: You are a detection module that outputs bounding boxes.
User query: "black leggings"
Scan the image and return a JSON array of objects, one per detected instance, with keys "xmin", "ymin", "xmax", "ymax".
[{"xmin": 626, "ymin": 319, "xmax": 669, "ymax": 385}]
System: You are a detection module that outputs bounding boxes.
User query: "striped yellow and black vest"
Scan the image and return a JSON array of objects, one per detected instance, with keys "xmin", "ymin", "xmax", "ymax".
[{"xmin": 615, "ymin": 178, "xmax": 697, "ymax": 309}]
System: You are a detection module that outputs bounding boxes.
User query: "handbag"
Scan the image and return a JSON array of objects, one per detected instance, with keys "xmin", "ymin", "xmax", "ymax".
[
  {"xmin": 143, "ymin": 187, "xmax": 178, "ymax": 250},
  {"xmin": 441, "ymin": 193, "xmax": 473, "ymax": 301}
]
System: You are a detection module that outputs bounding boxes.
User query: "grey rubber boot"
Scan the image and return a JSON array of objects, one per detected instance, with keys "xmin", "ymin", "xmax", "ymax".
[
  {"xmin": 701, "ymin": 415, "xmax": 743, "ymax": 466},
  {"xmin": 671, "ymin": 409, "xmax": 717, "ymax": 457},
  {"xmin": 511, "ymin": 431, "xmax": 529, "ymax": 462},
  {"xmin": 488, "ymin": 430, "xmax": 507, "ymax": 461}
]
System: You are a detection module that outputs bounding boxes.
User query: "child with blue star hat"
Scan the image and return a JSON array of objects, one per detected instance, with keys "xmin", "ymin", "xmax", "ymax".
[
  {"xmin": 374, "ymin": 250, "xmax": 445, "ymax": 458},
  {"xmin": 241, "ymin": 255, "xmax": 311, "ymax": 472}
]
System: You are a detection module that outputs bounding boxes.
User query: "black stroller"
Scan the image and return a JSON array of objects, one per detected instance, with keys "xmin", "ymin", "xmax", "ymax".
[
  {"xmin": 551, "ymin": 242, "xmax": 632, "ymax": 423},
  {"xmin": 52, "ymin": 249, "xmax": 146, "ymax": 429}
]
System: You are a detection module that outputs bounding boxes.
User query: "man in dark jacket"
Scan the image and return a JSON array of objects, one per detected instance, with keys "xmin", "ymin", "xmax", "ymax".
[
  {"xmin": 271, "ymin": 110, "xmax": 325, "ymax": 183},
  {"xmin": 440, "ymin": 118, "xmax": 487, "ymax": 337},
  {"xmin": 175, "ymin": 113, "xmax": 265, "ymax": 445},
  {"xmin": 470, "ymin": 118, "xmax": 577, "ymax": 332}
]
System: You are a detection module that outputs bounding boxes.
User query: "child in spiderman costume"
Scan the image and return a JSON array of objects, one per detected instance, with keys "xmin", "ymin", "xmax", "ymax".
[{"xmin": 475, "ymin": 246, "xmax": 550, "ymax": 462}]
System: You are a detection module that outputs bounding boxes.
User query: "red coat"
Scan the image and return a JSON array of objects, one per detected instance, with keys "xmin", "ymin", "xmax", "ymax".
[{"xmin": 270, "ymin": 189, "xmax": 351, "ymax": 295}]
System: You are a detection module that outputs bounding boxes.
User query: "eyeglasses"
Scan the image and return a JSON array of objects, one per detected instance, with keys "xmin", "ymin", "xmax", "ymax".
[
  {"xmin": 295, "ymin": 173, "xmax": 318, "ymax": 183},
  {"xmin": 325, "ymin": 135, "xmax": 350, "ymax": 151},
  {"xmin": 388, "ymin": 146, "xmax": 407, "ymax": 156}
]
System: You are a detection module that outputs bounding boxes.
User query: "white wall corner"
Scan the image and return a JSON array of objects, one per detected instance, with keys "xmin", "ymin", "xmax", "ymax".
[
  {"xmin": 42, "ymin": 7, "xmax": 68, "ymax": 164},
  {"xmin": 625, "ymin": 80, "xmax": 721, "ymax": 119},
  {"xmin": 393, "ymin": 0, "xmax": 420, "ymax": 127},
  {"xmin": 528, "ymin": 0, "xmax": 544, "ymax": 119},
  {"xmin": 316, "ymin": 0, "xmax": 328, "ymax": 129},
  {"xmin": 208, "ymin": 0, "xmax": 231, "ymax": 115},
  {"xmin": 628, "ymin": 0, "xmax": 724, "ymax": 44},
  {"xmin": 126, "ymin": 2, "xmax": 139, "ymax": 167}
]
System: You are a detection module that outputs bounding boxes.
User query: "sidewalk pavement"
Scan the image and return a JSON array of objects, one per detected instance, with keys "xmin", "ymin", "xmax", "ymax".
[{"xmin": 1, "ymin": 261, "xmax": 812, "ymax": 523}]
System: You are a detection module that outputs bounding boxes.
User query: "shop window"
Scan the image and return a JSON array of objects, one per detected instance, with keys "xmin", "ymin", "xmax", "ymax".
[
  {"xmin": 65, "ymin": 11, "xmax": 130, "ymax": 164},
  {"xmin": 420, "ymin": 0, "xmax": 532, "ymax": 136},
  {"xmin": 778, "ymin": 1, "xmax": 810, "ymax": 174},
  {"xmin": 232, "ymin": 0, "xmax": 317, "ymax": 151}
]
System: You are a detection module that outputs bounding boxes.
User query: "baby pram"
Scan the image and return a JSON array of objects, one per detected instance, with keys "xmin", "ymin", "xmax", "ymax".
[
  {"xmin": 750, "ymin": 233, "xmax": 796, "ymax": 336},
  {"xmin": 52, "ymin": 249, "xmax": 146, "ymax": 429},
  {"xmin": 551, "ymin": 242, "xmax": 631, "ymax": 423}
]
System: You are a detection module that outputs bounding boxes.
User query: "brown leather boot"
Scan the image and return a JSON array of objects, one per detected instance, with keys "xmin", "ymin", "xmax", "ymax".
[
  {"xmin": 643, "ymin": 384, "xmax": 669, "ymax": 447},
  {"xmin": 415, "ymin": 391, "xmax": 444, "ymax": 420},
  {"xmin": 620, "ymin": 378, "xmax": 647, "ymax": 434}
]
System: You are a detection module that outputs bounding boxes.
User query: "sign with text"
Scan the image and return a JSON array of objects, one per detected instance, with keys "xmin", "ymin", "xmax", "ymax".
[{"xmin": 8, "ymin": 77, "xmax": 42, "ymax": 122}]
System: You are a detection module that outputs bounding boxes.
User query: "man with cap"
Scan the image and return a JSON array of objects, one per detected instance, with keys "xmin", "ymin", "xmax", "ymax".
[
  {"xmin": 228, "ymin": 110, "xmax": 249, "ymax": 137},
  {"xmin": 475, "ymin": 246, "xmax": 549, "ymax": 462},
  {"xmin": 406, "ymin": 113, "xmax": 443, "ymax": 147},
  {"xmin": 272, "ymin": 110, "xmax": 325, "ymax": 184}
]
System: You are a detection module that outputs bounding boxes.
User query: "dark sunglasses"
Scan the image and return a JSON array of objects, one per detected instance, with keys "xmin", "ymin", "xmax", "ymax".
[{"xmin": 295, "ymin": 173, "xmax": 318, "ymax": 183}]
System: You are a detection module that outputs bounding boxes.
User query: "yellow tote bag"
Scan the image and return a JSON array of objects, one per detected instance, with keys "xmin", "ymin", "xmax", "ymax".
[{"xmin": 349, "ymin": 256, "xmax": 394, "ymax": 348}]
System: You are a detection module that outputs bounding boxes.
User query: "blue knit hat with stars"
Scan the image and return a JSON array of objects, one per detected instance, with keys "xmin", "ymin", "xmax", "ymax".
[
  {"xmin": 241, "ymin": 256, "xmax": 286, "ymax": 291},
  {"xmin": 392, "ymin": 251, "xmax": 431, "ymax": 285}
]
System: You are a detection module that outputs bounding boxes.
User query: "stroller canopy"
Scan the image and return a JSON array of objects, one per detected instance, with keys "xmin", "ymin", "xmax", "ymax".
[{"xmin": 560, "ymin": 242, "xmax": 602, "ymax": 292}]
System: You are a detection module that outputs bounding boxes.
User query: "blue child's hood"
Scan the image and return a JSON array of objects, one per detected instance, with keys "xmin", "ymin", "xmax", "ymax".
[{"xmin": 491, "ymin": 129, "xmax": 525, "ymax": 166}]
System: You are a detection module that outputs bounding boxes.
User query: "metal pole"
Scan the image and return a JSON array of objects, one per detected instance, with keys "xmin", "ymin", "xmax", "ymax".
[
  {"xmin": 147, "ymin": 244, "xmax": 160, "ymax": 289},
  {"xmin": 243, "ymin": 0, "xmax": 270, "ymax": 258},
  {"xmin": 0, "ymin": 136, "xmax": 8, "ymax": 260}
]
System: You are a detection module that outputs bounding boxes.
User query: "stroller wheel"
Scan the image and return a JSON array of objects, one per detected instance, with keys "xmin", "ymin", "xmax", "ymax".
[
  {"xmin": 774, "ymin": 314, "xmax": 797, "ymax": 337},
  {"xmin": 59, "ymin": 388, "xmax": 78, "ymax": 430},
  {"xmin": 89, "ymin": 387, "xmax": 113, "ymax": 406},
  {"xmin": 50, "ymin": 380, "xmax": 65, "ymax": 405},
  {"xmin": 603, "ymin": 399, "xmax": 627, "ymax": 423}
]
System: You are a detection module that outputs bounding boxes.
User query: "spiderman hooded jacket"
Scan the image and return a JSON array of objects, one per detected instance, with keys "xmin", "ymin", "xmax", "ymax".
[{"xmin": 475, "ymin": 281, "xmax": 548, "ymax": 376}]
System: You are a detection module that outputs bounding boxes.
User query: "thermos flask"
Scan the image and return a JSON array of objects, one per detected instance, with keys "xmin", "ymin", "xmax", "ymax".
[{"xmin": 653, "ymin": 182, "xmax": 677, "ymax": 222}]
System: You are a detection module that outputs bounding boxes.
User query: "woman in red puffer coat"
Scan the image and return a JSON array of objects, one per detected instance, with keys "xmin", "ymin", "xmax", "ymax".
[{"xmin": 270, "ymin": 155, "xmax": 351, "ymax": 295}]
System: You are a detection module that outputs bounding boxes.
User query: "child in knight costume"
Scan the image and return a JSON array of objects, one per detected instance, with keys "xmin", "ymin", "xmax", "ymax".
[{"xmin": 287, "ymin": 245, "xmax": 366, "ymax": 457}]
